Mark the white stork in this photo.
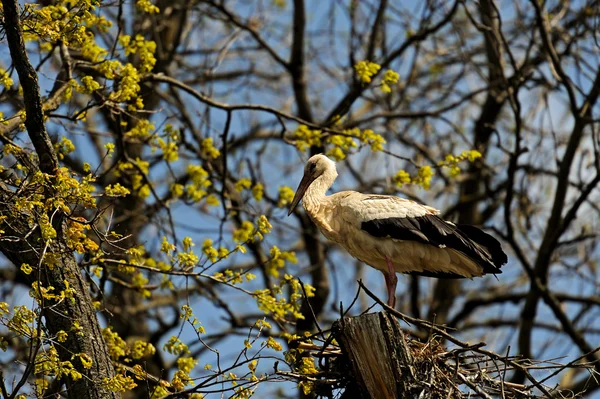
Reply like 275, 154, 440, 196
288, 154, 507, 308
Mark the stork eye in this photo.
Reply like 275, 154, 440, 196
309, 163, 317, 172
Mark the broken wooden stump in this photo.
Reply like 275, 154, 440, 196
333, 311, 417, 399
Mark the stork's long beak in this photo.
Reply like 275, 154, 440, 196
288, 173, 313, 216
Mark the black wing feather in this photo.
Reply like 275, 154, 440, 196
361, 214, 506, 275
455, 224, 508, 267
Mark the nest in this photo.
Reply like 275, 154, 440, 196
287, 310, 587, 399
281, 283, 595, 398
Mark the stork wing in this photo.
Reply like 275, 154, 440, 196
355, 195, 506, 274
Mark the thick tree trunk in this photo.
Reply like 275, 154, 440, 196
0, 0, 119, 396
0, 212, 120, 399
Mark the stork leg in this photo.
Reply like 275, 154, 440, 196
383, 256, 398, 308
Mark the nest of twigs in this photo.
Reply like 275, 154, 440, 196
401, 335, 532, 398
287, 306, 586, 399
295, 332, 536, 398
282, 283, 594, 398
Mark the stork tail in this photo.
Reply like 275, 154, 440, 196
456, 224, 507, 270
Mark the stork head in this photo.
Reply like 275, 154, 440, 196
288, 154, 337, 216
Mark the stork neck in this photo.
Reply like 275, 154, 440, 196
302, 170, 336, 213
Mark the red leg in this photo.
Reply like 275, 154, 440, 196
383, 257, 398, 308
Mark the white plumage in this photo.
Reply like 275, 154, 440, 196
288, 154, 507, 307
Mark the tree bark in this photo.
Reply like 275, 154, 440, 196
0, 0, 119, 397
333, 312, 415, 399
0, 211, 120, 399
